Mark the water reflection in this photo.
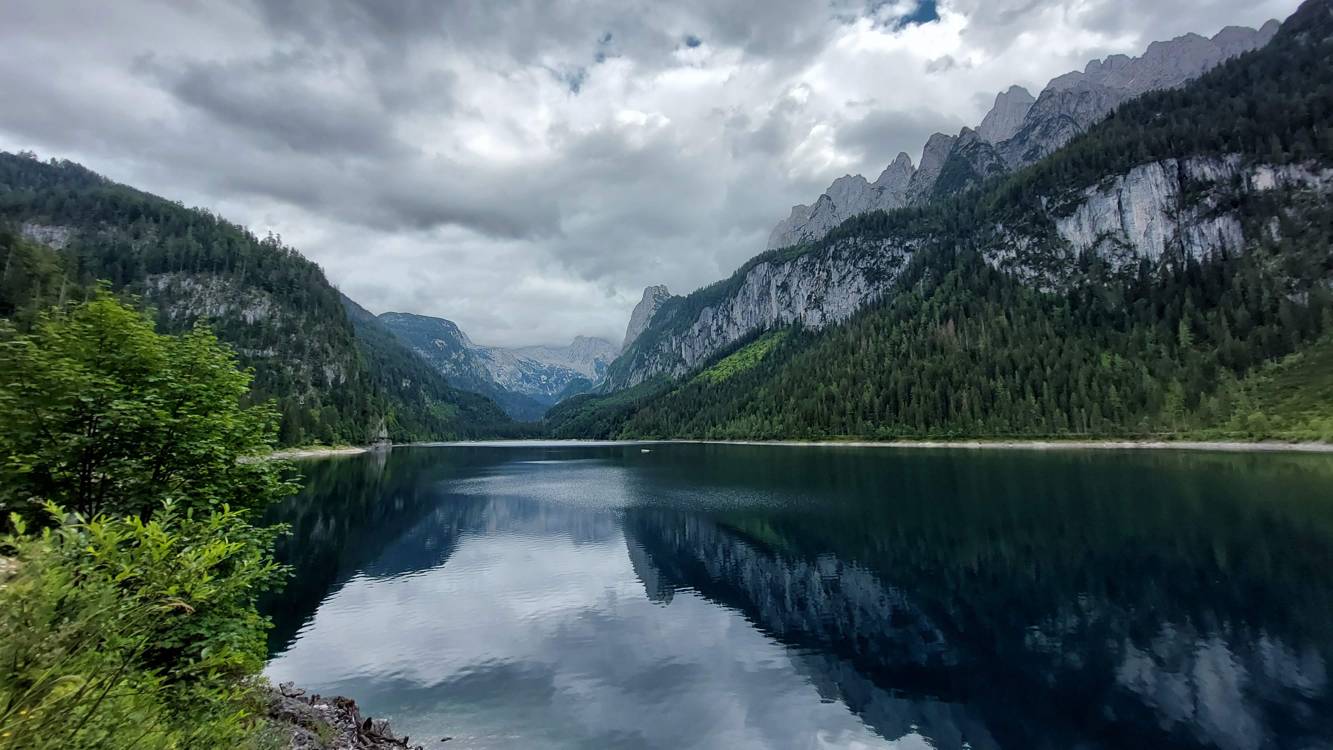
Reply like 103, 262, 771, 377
264, 444, 1333, 749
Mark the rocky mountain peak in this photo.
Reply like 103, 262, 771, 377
905, 132, 959, 204
623, 285, 672, 351
514, 336, 618, 379
378, 311, 474, 349
768, 18, 1281, 249
377, 311, 622, 420
826, 174, 873, 205
1048, 22, 1278, 99
976, 85, 1035, 144
873, 152, 915, 189
767, 157, 917, 250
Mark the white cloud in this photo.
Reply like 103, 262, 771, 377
0, 0, 1301, 346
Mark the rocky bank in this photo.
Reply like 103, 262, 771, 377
267, 683, 425, 750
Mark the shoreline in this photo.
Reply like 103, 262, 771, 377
269, 437, 1333, 458
678, 438, 1333, 454
266, 445, 369, 460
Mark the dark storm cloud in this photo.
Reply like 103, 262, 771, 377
148, 53, 413, 158
249, 0, 916, 74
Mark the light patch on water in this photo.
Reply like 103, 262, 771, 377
267, 524, 901, 749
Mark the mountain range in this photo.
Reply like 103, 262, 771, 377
766, 19, 1281, 251
0, 155, 618, 434
600, 13, 1291, 392
375, 312, 615, 421
552, 0, 1333, 442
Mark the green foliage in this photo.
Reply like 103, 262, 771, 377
0, 505, 284, 750
0, 294, 298, 748
695, 330, 789, 384
0, 294, 294, 522
544, 378, 673, 439
0, 229, 70, 328
1210, 334, 1333, 441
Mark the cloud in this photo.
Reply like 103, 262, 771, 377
837, 107, 968, 170
0, 0, 1301, 347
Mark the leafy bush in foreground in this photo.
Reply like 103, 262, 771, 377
0, 294, 295, 749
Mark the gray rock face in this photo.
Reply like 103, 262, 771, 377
613, 156, 1333, 388
931, 128, 1007, 200
611, 234, 916, 387
377, 311, 493, 394
145, 272, 279, 327
19, 222, 74, 249
1044, 157, 1332, 267
996, 84, 1125, 167
987, 157, 1332, 290
904, 133, 957, 205
767, 153, 915, 249
1049, 21, 1281, 98
999, 21, 1278, 168
474, 335, 618, 399
976, 85, 1035, 144
622, 284, 673, 351
768, 20, 1279, 248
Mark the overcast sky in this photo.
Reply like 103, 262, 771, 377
0, 0, 1299, 347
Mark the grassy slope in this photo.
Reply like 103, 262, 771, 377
1214, 335, 1333, 441
696, 330, 789, 384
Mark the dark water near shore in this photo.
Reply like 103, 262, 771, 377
262, 442, 1333, 750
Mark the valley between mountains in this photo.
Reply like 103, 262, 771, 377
3, 0, 1333, 447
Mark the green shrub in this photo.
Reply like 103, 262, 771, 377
0, 294, 298, 748
0, 505, 285, 749
0, 292, 292, 523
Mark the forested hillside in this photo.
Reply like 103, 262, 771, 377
549, 0, 1333, 442
0, 153, 515, 444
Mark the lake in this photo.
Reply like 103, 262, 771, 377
262, 442, 1333, 749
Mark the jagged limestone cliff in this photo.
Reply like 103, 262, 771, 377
767, 21, 1280, 251
621, 284, 672, 351
610, 153, 1332, 389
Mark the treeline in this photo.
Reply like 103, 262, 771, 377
0, 153, 517, 445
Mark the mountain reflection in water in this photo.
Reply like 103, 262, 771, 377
263, 443, 1333, 750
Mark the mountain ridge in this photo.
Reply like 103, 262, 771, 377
767, 19, 1281, 251
563, 0, 1333, 440
376, 310, 616, 420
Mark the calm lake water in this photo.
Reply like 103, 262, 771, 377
262, 442, 1333, 750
